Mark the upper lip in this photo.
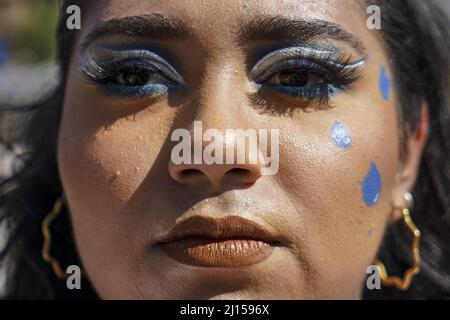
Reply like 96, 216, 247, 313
157, 215, 281, 244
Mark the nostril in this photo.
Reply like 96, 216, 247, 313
223, 167, 260, 188
226, 168, 251, 176
180, 169, 204, 180
169, 161, 263, 188
225, 168, 257, 181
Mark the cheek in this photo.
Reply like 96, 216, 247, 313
277, 96, 400, 293
57, 79, 177, 296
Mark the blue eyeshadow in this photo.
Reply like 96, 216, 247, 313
331, 120, 352, 148
100, 83, 171, 98
260, 83, 340, 101
361, 161, 382, 208
379, 65, 390, 101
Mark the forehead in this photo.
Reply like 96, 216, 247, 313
83, 0, 369, 44
93, 0, 361, 19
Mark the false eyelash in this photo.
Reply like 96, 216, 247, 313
248, 85, 337, 117
81, 48, 184, 81
250, 53, 364, 114
80, 59, 175, 99
79, 49, 184, 98
82, 58, 158, 83
257, 53, 362, 88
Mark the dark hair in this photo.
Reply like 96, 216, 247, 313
0, 0, 449, 299
363, 0, 450, 300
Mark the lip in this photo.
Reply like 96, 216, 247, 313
156, 215, 281, 267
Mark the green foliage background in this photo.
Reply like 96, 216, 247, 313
0, 0, 59, 64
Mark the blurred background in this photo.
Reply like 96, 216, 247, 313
0, 0, 59, 296
0, 0, 58, 64
0, 0, 59, 183
0, 0, 59, 106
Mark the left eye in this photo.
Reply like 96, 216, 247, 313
264, 69, 325, 87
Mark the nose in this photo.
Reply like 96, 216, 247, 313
168, 129, 263, 191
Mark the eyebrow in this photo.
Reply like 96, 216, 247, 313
80, 14, 366, 54
239, 16, 367, 54
80, 14, 190, 51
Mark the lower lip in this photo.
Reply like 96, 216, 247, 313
159, 238, 275, 267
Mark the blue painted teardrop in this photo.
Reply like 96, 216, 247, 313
361, 162, 382, 207
331, 121, 352, 149
379, 66, 390, 101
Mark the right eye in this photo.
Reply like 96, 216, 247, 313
81, 49, 185, 99
115, 69, 152, 86
110, 66, 173, 87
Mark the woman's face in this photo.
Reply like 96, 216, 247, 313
58, 0, 425, 299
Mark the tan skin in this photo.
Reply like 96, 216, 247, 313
58, 0, 428, 299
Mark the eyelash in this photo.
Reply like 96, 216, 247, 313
252, 54, 361, 111
81, 50, 362, 112
81, 55, 182, 99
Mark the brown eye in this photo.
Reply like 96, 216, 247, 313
115, 70, 151, 86
267, 70, 325, 87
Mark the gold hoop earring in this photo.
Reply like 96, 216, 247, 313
373, 195, 421, 291
41, 197, 69, 279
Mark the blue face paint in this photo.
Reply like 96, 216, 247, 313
379, 66, 390, 101
361, 162, 382, 207
331, 121, 352, 149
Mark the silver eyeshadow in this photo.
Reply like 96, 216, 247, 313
249, 46, 366, 80
80, 47, 185, 84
